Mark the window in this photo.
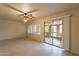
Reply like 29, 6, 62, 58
53, 33, 57, 37
59, 25, 62, 34
53, 20, 62, 25
51, 20, 62, 37
51, 26, 57, 32
34, 24, 40, 34
45, 26, 49, 32
27, 25, 32, 33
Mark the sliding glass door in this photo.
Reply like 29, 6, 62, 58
44, 19, 63, 48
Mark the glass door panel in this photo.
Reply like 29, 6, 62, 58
51, 20, 63, 47
44, 25, 52, 44
45, 37, 52, 44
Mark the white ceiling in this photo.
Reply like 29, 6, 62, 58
0, 3, 79, 22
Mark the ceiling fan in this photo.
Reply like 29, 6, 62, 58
2, 4, 38, 22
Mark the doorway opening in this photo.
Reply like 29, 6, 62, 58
44, 19, 63, 48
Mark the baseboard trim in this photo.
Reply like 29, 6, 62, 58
27, 37, 42, 42
0, 36, 27, 41
69, 51, 79, 56
65, 50, 79, 56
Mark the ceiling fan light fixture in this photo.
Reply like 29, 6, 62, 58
24, 19, 27, 22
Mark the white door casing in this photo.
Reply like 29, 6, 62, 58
63, 15, 71, 51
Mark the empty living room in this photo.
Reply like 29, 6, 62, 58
0, 3, 79, 57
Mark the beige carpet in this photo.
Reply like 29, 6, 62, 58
0, 38, 74, 56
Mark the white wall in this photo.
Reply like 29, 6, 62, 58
0, 20, 26, 40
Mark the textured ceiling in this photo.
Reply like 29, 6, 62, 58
0, 3, 79, 22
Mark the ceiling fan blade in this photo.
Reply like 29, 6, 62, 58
18, 14, 24, 16
27, 9, 38, 14
2, 4, 25, 13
